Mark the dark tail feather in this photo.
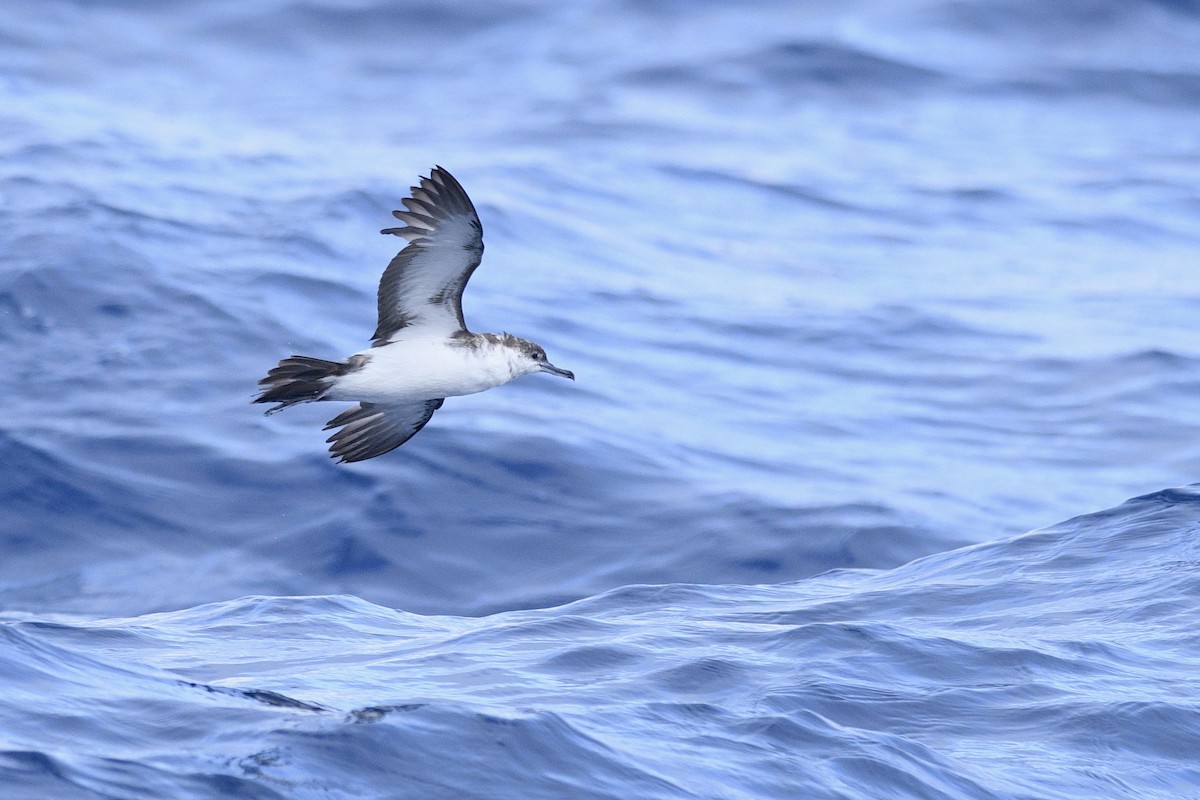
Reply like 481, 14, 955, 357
255, 355, 359, 415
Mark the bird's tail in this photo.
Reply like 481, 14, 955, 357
255, 355, 359, 415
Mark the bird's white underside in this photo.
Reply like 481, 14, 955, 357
327, 334, 525, 404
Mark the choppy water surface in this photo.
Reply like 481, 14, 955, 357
2, 1, 1200, 797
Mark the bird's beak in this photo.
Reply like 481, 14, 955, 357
539, 362, 575, 381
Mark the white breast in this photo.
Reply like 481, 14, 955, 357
329, 336, 517, 404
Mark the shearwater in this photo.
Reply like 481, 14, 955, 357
255, 166, 574, 463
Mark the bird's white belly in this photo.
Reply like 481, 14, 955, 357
329, 339, 512, 403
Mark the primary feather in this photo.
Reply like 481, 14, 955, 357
374, 166, 484, 344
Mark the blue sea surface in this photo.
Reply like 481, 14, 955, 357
2, 1, 1200, 798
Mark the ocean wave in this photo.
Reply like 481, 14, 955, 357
3, 488, 1199, 798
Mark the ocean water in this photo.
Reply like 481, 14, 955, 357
2, 1, 1199, 797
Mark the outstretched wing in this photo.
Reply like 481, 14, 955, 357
323, 399, 444, 463
373, 166, 484, 345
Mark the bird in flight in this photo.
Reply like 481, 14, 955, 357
255, 167, 574, 462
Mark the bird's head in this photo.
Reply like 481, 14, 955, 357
509, 337, 574, 381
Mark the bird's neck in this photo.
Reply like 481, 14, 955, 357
453, 331, 526, 382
